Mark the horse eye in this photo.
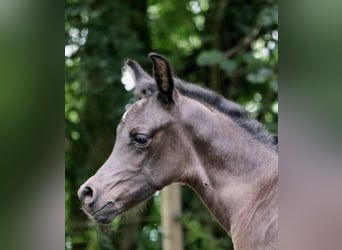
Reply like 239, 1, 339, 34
132, 134, 150, 148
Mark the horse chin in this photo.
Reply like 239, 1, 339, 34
91, 200, 137, 224
94, 211, 117, 224
87, 186, 156, 224
85, 202, 118, 224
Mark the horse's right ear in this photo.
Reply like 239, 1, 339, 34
149, 53, 175, 104
121, 59, 155, 99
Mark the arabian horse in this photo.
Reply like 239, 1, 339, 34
78, 53, 278, 250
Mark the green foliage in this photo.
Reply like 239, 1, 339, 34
183, 216, 222, 250
197, 50, 237, 76
66, 0, 278, 249
197, 50, 225, 66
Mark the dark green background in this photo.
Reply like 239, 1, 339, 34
1, 0, 342, 250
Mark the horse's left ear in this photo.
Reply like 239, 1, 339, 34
122, 59, 156, 100
149, 53, 174, 104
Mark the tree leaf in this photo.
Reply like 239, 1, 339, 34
219, 59, 237, 76
196, 50, 225, 66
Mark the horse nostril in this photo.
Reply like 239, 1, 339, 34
79, 186, 94, 204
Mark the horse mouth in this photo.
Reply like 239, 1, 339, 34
82, 186, 156, 224
83, 202, 121, 224
94, 210, 117, 224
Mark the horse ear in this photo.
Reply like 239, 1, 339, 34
121, 59, 155, 99
149, 53, 174, 104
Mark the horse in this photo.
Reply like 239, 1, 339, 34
78, 53, 278, 250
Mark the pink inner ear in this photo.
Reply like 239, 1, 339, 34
155, 58, 167, 75
155, 60, 170, 91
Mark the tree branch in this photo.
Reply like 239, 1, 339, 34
224, 18, 263, 59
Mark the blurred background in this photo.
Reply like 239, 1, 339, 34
65, 0, 278, 249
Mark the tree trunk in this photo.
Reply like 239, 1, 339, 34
161, 183, 183, 250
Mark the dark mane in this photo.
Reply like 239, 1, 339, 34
174, 79, 278, 152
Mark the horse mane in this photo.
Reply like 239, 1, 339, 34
173, 79, 278, 152
130, 69, 277, 152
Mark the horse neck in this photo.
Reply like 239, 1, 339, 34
179, 97, 278, 249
